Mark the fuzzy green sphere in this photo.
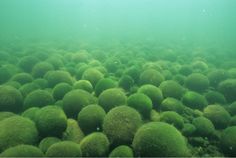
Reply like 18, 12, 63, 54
39, 137, 61, 153
109, 145, 134, 157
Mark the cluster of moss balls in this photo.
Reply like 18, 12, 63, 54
0, 40, 235, 157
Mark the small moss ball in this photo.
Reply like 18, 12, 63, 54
0, 116, 38, 152
132, 122, 189, 157
218, 79, 236, 103
182, 91, 208, 110
160, 97, 184, 114
98, 88, 127, 112
220, 126, 236, 156
227, 101, 236, 115
52, 83, 72, 101
32, 61, 54, 78
0, 66, 12, 84
139, 69, 164, 86
95, 78, 117, 96
22, 107, 40, 122
127, 93, 153, 119
19, 82, 40, 98
0, 145, 44, 157
80, 132, 110, 157
78, 104, 106, 134
181, 123, 196, 137
63, 89, 96, 118
185, 73, 209, 92
0, 111, 16, 121
35, 105, 67, 137
160, 80, 185, 99
138, 84, 163, 108
208, 69, 228, 88
160, 111, 184, 129
109, 145, 134, 157
0, 85, 23, 112
203, 104, 231, 129
192, 116, 215, 137
46, 141, 82, 157
23, 89, 54, 109
11, 72, 33, 85
39, 137, 61, 153
205, 91, 226, 105
82, 68, 104, 87
118, 75, 134, 91
73, 80, 93, 93
18, 56, 40, 73
103, 106, 142, 146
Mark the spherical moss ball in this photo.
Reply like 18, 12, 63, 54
0, 116, 38, 152
139, 69, 164, 86
220, 126, 236, 156
160, 111, 184, 129
78, 104, 106, 134
35, 105, 67, 137
0, 111, 15, 121
182, 91, 208, 110
124, 66, 141, 83
0, 66, 12, 84
19, 82, 40, 98
160, 97, 184, 114
160, 80, 185, 99
11, 72, 33, 85
181, 123, 196, 137
23, 90, 54, 109
179, 65, 193, 76
227, 101, 236, 116
46, 56, 64, 70
73, 80, 93, 93
52, 83, 72, 101
118, 75, 134, 91
207, 69, 228, 88
46, 141, 81, 157
32, 61, 54, 78
173, 74, 186, 85
18, 56, 40, 73
218, 79, 236, 103
109, 145, 134, 157
185, 73, 209, 92
80, 132, 109, 157
192, 60, 208, 72
205, 91, 226, 105
95, 78, 117, 96
44, 70, 73, 88
127, 93, 153, 119
230, 116, 236, 126
22, 107, 40, 122
192, 116, 215, 137
138, 84, 163, 108
103, 106, 142, 146
63, 89, 96, 118
0, 145, 44, 157
39, 137, 61, 153
33, 78, 48, 89
0, 85, 23, 112
132, 122, 189, 157
98, 88, 127, 112
203, 104, 231, 129
82, 68, 104, 87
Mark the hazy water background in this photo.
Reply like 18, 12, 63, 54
0, 0, 236, 49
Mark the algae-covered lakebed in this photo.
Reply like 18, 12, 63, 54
0, 0, 236, 157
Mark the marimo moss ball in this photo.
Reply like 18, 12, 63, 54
78, 104, 106, 134
227, 101, 236, 115
0, 85, 23, 112
139, 69, 164, 86
46, 141, 82, 157
98, 88, 127, 112
0, 116, 38, 152
109, 145, 134, 157
73, 80, 93, 93
127, 93, 153, 119
80, 132, 110, 157
207, 69, 228, 88
132, 122, 189, 157
35, 105, 67, 137
103, 106, 142, 146
0, 145, 44, 157
82, 68, 104, 87
23, 89, 54, 109
182, 91, 208, 110
0, 111, 16, 121
21, 107, 40, 122
32, 61, 54, 78
95, 78, 117, 96
39, 137, 61, 153
159, 80, 185, 99
160, 97, 184, 114
203, 104, 231, 129
218, 79, 236, 103
19, 82, 40, 98
185, 73, 209, 92
220, 126, 236, 156
10, 72, 33, 85
160, 111, 184, 129
118, 75, 134, 91
205, 91, 226, 105
52, 82, 72, 100
18, 55, 40, 73
192, 116, 215, 137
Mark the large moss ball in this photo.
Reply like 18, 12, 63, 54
207, 69, 228, 88
160, 111, 184, 129
218, 79, 236, 103
109, 145, 134, 157
82, 68, 104, 87
160, 80, 185, 99
132, 122, 189, 157
21, 107, 40, 122
19, 82, 40, 98
220, 126, 236, 156
35, 105, 67, 137
95, 78, 117, 96
80, 132, 110, 157
73, 80, 93, 93
192, 116, 215, 137
0, 85, 23, 112
160, 97, 184, 114
18, 56, 40, 73
0, 116, 38, 152
139, 69, 164, 86
39, 137, 61, 153
103, 106, 142, 146
182, 91, 208, 110
205, 91, 226, 105
63, 89, 96, 118
52, 83, 72, 101
11, 72, 33, 85
98, 88, 127, 112
185, 73, 209, 92
32, 61, 54, 78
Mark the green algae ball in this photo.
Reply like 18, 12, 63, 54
0, 116, 38, 152
109, 145, 134, 157
19, 82, 40, 98
103, 106, 142, 146
138, 84, 163, 108
78, 104, 106, 134
160, 97, 184, 114
182, 91, 208, 110
203, 104, 231, 129
33, 78, 49, 89
18, 55, 40, 73
160, 80, 185, 99
35, 105, 67, 137
82, 68, 104, 87
118, 75, 134, 91
132, 122, 189, 157
22, 107, 40, 122
95, 78, 117, 96
205, 90, 226, 105
23, 89, 54, 109
227, 101, 236, 115
52, 83, 72, 101
181, 123, 196, 137
0, 145, 44, 157
11, 72, 33, 85
127, 93, 153, 119
185, 73, 209, 92
0, 66, 12, 84
139, 69, 164, 86
160, 111, 184, 129
220, 126, 236, 156
63, 89, 96, 118
0, 111, 16, 121
32, 61, 54, 78
46, 141, 82, 157
0, 85, 23, 112
98, 88, 127, 112
73, 80, 93, 93
80, 132, 110, 157
218, 79, 236, 103
207, 69, 228, 88
192, 116, 215, 137
39, 137, 61, 153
